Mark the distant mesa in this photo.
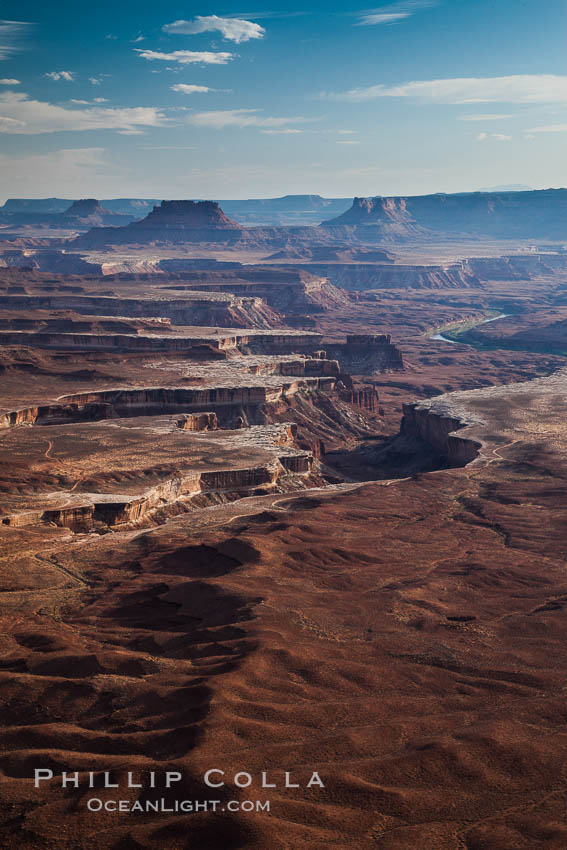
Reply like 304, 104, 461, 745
15, 188, 567, 249
1, 197, 74, 214
4, 190, 566, 239
0, 197, 133, 229
137, 200, 242, 231
59, 199, 131, 227
322, 189, 567, 241
0, 195, 350, 227
322, 196, 428, 242
0, 197, 161, 217
75, 190, 567, 249
72, 199, 354, 250
73, 200, 246, 247
61, 198, 108, 218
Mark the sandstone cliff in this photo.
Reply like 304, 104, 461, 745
163, 267, 349, 312
297, 262, 478, 290
0, 292, 282, 329
325, 334, 404, 374
401, 399, 482, 466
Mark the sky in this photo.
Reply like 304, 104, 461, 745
0, 0, 566, 200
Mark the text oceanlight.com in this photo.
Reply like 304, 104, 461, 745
86, 798, 271, 814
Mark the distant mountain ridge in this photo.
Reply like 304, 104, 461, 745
4, 189, 567, 241
1, 198, 160, 217
322, 189, 567, 241
0, 198, 133, 230
1, 195, 352, 227
72, 199, 348, 249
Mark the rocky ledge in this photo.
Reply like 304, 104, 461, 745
401, 366, 567, 468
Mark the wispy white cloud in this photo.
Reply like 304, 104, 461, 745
261, 128, 303, 135
0, 20, 33, 60
163, 15, 265, 44
459, 113, 514, 121
0, 77, 19, 85
70, 97, 109, 105
139, 144, 195, 149
89, 77, 103, 85
525, 122, 567, 133
220, 11, 306, 20
44, 70, 75, 81
0, 91, 168, 134
171, 83, 214, 94
356, 1, 438, 26
337, 139, 360, 144
135, 48, 232, 65
187, 108, 311, 130
322, 75, 567, 104
0, 117, 24, 130
477, 132, 512, 142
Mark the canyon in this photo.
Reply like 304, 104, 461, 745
1, 194, 567, 850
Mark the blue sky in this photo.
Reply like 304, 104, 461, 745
0, 0, 566, 200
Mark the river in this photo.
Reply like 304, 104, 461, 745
430, 312, 510, 344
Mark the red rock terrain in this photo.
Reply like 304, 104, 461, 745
1, 244, 567, 849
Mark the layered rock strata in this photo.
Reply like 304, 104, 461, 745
0, 378, 337, 429
401, 399, 482, 466
0, 421, 315, 531
163, 267, 349, 311
297, 262, 478, 290
326, 334, 404, 373
0, 292, 281, 329
177, 412, 218, 431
